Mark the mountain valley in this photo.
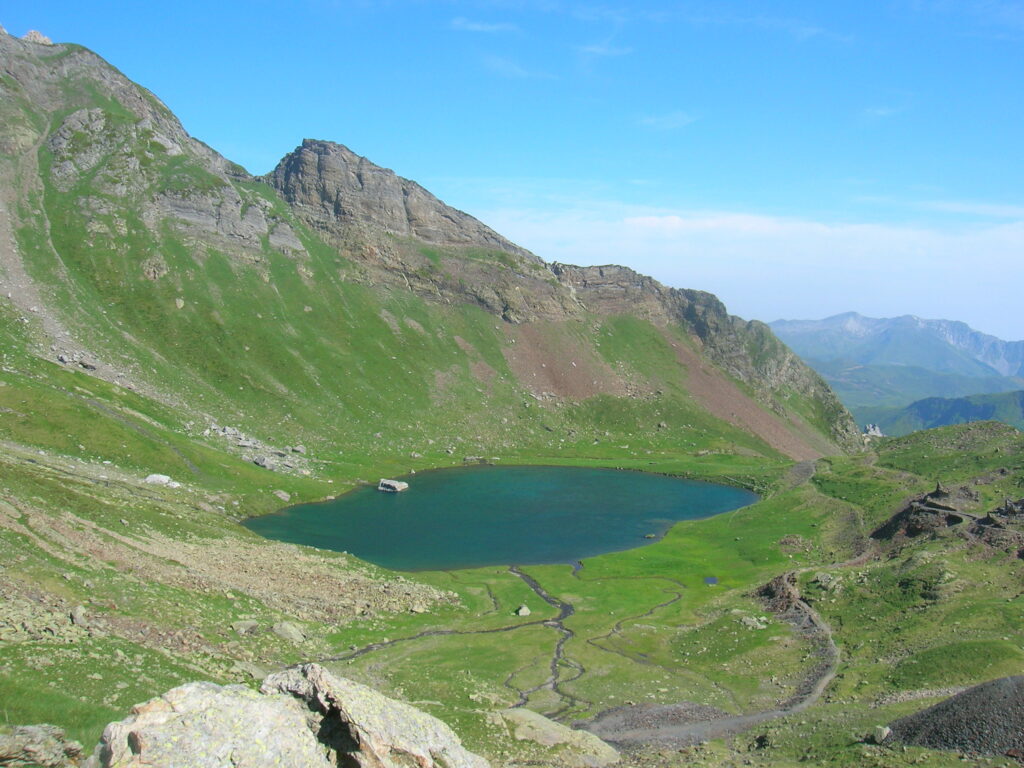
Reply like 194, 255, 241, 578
771, 313, 1024, 433
0, 27, 1022, 768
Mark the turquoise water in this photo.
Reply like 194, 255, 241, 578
244, 465, 757, 571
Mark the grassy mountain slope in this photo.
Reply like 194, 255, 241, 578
0, 31, 856, 475
865, 389, 1024, 436
13, 29, 1024, 768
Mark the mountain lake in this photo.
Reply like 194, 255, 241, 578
244, 465, 758, 571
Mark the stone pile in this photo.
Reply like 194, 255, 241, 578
889, 676, 1024, 757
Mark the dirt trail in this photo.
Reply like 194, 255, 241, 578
581, 567, 842, 747
580, 460, 871, 747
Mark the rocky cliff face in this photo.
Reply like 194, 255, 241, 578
551, 264, 859, 449
260, 142, 856, 448
266, 139, 537, 261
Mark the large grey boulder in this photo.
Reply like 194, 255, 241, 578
262, 664, 490, 768
85, 664, 490, 768
270, 620, 306, 643
501, 708, 619, 767
84, 681, 331, 767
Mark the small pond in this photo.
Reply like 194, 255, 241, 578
244, 465, 758, 571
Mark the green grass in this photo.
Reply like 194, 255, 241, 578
5, 47, 1022, 766
888, 639, 1024, 689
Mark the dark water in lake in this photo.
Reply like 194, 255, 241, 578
244, 465, 757, 571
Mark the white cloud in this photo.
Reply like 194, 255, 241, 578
577, 43, 632, 56
473, 200, 1024, 338
638, 110, 697, 130
917, 199, 1024, 218
856, 195, 1024, 219
451, 17, 519, 33
481, 54, 551, 78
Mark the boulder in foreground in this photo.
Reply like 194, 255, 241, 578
85, 663, 489, 768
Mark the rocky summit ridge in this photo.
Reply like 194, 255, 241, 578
265, 138, 537, 262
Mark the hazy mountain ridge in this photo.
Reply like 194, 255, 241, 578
770, 313, 1024, 428
867, 389, 1024, 437
772, 312, 1024, 377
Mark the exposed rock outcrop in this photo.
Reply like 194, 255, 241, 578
0, 724, 82, 767
264, 664, 490, 768
85, 682, 330, 767
871, 484, 975, 543
967, 497, 1024, 557
501, 708, 618, 767
265, 139, 536, 261
86, 664, 490, 768
22, 30, 54, 45
872, 486, 1024, 557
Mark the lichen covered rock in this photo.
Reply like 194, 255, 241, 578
86, 664, 490, 768
84, 681, 331, 767
262, 663, 490, 768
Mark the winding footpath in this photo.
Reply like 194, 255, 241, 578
582, 567, 844, 747
582, 458, 876, 747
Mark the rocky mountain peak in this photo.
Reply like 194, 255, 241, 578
22, 29, 54, 45
264, 139, 539, 261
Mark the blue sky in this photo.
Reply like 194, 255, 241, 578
5, 1, 1023, 338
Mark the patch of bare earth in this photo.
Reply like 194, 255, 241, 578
452, 335, 497, 389
661, 330, 822, 461
503, 322, 628, 400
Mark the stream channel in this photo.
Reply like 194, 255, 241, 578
244, 465, 815, 746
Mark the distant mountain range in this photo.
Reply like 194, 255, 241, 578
770, 313, 1024, 433
870, 390, 1024, 436
771, 313, 1024, 377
